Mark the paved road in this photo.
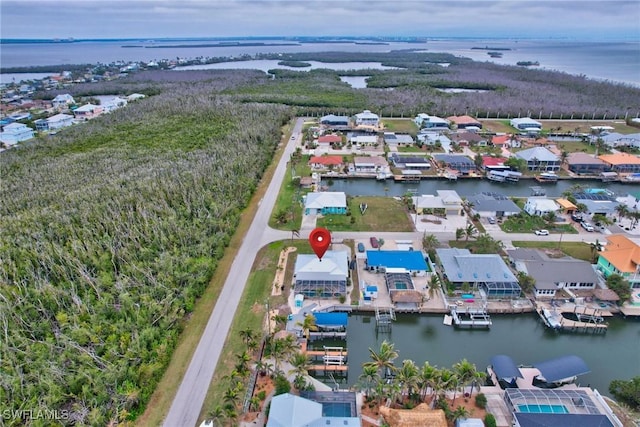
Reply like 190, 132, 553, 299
163, 120, 301, 427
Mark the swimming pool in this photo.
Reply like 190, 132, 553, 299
518, 404, 569, 414
461, 293, 474, 299
323, 402, 352, 417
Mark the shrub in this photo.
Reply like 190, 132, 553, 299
256, 390, 266, 401
274, 374, 291, 396
484, 413, 497, 427
475, 392, 487, 409
339, 295, 346, 303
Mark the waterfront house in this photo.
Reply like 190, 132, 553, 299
555, 198, 578, 215
601, 132, 640, 149
389, 153, 431, 170
320, 114, 350, 128
267, 392, 360, 427
436, 248, 521, 298
347, 131, 378, 146
308, 155, 344, 171
510, 117, 542, 133
100, 96, 127, 113
52, 93, 75, 109
491, 134, 521, 148
293, 250, 350, 299
316, 134, 342, 148
414, 113, 450, 130
303, 191, 347, 215
350, 155, 390, 174
481, 156, 510, 172
572, 189, 619, 216
383, 132, 414, 147
508, 249, 598, 298
523, 197, 560, 216
0, 123, 34, 145
416, 131, 451, 147
446, 115, 482, 130
354, 110, 379, 128
34, 113, 74, 132
467, 192, 522, 218
598, 153, 640, 174
73, 103, 103, 120
450, 131, 486, 147
566, 152, 608, 175
596, 234, 640, 289
515, 147, 560, 171
413, 190, 464, 216
432, 154, 476, 174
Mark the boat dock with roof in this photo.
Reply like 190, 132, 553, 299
537, 306, 607, 333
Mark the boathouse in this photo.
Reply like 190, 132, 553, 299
532, 355, 590, 388
489, 355, 523, 389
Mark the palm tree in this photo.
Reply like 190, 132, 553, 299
427, 275, 441, 299
453, 359, 479, 397
207, 405, 225, 427
543, 211, 557, 225
396, 359, 420, 402
615, 204, 630, 222
422, 233, 439, 253
464, 224, 477, 242
239, 328, 255, 347
357, 364, 380, 397
452, 405, 471, 422
419, 361, 439, 400
455, 228, 465, 241
291, 229, 300, 242
288, 352, 311, 379
434, 368, 457, 402
296, 314, 318, 340
365, 340, 399, 378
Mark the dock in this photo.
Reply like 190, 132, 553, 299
375, 306, 396, 332
537, 307, 607, 333
302, 344, 348, 373
449, 306, 492, 328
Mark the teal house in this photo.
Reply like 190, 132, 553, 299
304, 191, 347, 215
596, 234, 640, 289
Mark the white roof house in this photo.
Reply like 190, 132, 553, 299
515, 147, 561, 171
348, 134, 378, 145
267, 393, 360, 427
294, 251, 350, 283
601, 132, 640, 148
414, 190, 463, 215
511, 117, 542, 131
524, 197, 561, 216
304, 192, 347, 215
354, 110, 379, 127
383, 132, 414, 146
0, 123, 35, 145
414, 113, 450, 129
127, 93, 146, 101
52, 94, 75, 108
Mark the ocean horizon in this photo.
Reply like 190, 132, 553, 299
1, 37, 639, 87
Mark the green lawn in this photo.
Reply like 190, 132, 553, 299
511, 241, 596, 262
383, 118, 419, 134
398, 145, 427, 153
316, 196, 414, 231
269, 159, 311, 231
479, 120, 514, 133
501, 214, 577, 234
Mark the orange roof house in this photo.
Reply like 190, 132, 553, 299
317, 134, 342, 144
446, 115, 482, 129
597, 234, 640, 286
598, 153, 640, 174
308, 155, 344, 169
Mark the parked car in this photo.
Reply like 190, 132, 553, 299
488, 217, 496, 224
581, 222, 595, 232
357, 242, 365, 253
534, 229, 549, 236
370, 237, 379, 248
571, 213, 583, 222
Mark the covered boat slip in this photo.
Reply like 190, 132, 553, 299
488, 354, 590, 390
533, 355, 590, 387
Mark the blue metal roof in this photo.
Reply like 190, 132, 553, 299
366, 250, 428, 271
534, 355, 590, 383
313, 312, 348, 327
514, 413, 614, 427
490, 355, 523, 380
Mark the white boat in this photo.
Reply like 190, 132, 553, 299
624, 173, 640, 182
535, 172, 559, 183
487, 170, 522, 183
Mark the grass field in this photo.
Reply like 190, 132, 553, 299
382, 118, 419, 134
511, 241, 595, 262
138, 124, 294, 427
316, 196, 414, 231
479, 119, 514, 133
478, 119, 639, 135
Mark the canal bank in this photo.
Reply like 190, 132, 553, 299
310, 311, 640, 398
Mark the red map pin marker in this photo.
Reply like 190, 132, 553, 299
309, 227, 331, 261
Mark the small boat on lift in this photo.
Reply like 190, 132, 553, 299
534, 172, 559, 183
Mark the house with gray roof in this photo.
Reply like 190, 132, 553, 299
320, 114, 350, 128
515, 147, 560, 171
436, 248, 521, 298
416, 131, 451, 147
383, 132, 414, 147
567, 152, 608, 175
414, 190, 463, 216
601, 132, 640, 149
467, 192, 521, 218
432, 154, 476, 173
572, 190, 620, 216
294, 250, 350, 298
523, 197, 560, 216
304, 192, 347, 215
507, 249, 599, 298
414, 113, 450, 130
389, 153, 431, 169
267, 392, 361, 427
354, 110, 379, 127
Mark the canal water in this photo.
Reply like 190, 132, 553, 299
312, 313, 640, 397
325, 177, 637, 198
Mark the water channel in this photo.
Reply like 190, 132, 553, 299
324, 177, 637, 198
313, 312, 640, 397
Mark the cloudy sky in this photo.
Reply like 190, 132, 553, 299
1, 0, 639, 40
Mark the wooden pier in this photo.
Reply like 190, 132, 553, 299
449, 306, 492, 328
301, 342, 348, 373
